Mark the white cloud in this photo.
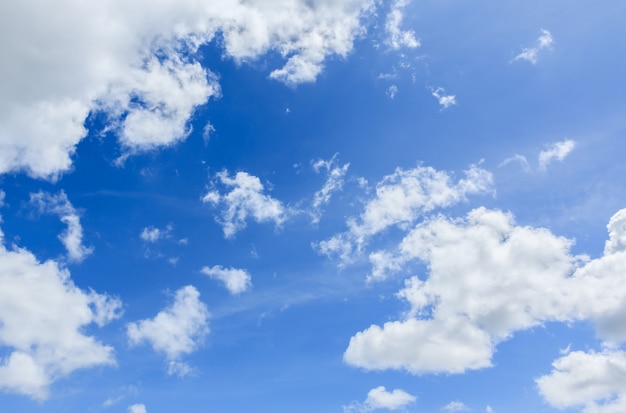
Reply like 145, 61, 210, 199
128, 403, 147, 413
127, 285, 209, 376
431, 87, 456, 110
318, 163, 493, 265
201, 265, 252, 295
498, 154, 531, 171
536, 350, 626, 413
311, 154, 350, 223
344, 386, 416, 412
29, 191, 93, 262
513, 29, 554, 64
346, 206, 626, 374
386, 85, 398, 99
0, 231, 121, 400
140, 225, 172, 243
442, 401, 470, 412
0, 0, 380, 178
385, 0, 420, 50
538, 139, 576, 170
202, 170, 286, 238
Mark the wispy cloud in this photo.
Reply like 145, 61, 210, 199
513, 29, 554, 64
201, 265, 252, 295
538, 139, 576, 170
431, 87, 457, 110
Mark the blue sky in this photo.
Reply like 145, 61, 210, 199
1, 1, 626, 412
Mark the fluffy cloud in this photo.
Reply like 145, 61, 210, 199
29, 191, 93, 262
385, 0, 420, 50
318, 163, 493, 264
127, 285, 209, 376
0, 226, 121, 400
0, 0, 379, 178
140, 225, 172, 243
513, 29, 554, 64
311, 154, 350, 223
538, 139, 576, 170
346, 206, 626, 375
201, 265, 252, 295
128, 403, 148, 413
345, 386, 416, 412
203, 170, 286, 238
431, 87, 456, 110
536, 350, 626, 413
442, 401, 470, 412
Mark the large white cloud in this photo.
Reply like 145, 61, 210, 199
127, 285, 209, 376
203, 170, 287, 238
0, 0, 379, 178
345, 207, 626, 376
0, 225, 121, 400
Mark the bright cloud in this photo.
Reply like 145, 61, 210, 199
201, 265, 252, 295
538, 139, 576, 170
345, 386, 416, 412
311, 154, 350, 223
203, 170, 287, 238
128, 403, 148, 413
127, 285, 209, 376
431, 87, 457, 110
536, 350, 626, 413
0, 229, 121, 400
0, 0, 379, 178
29, 191, 93, 262
513, 29, 554, 64
140, 225, 172, 243
385, 0, 420, 50
318, 163, 493, 264
442, 401, 470, 412
346, 207, 626, 375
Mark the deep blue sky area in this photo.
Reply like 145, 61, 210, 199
0, 1, 625, 413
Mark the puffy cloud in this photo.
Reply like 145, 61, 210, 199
431, 87, 456, 110
346, 206, 626, 375
128, 403, 148, 413
140, 225, 172, 243
344, 386, 416, 412
0, 0, 379, 178
202, 170, 286, 238
442, 401, 470, 412
318, 163, 493, 264
29, 191, 93, 262
385, 0, 420, 50
201, 265, 252, 295
311, 154, 350, 223
386, 85, 398, 99
536, 350, 626, 413
538, 139, 576, 170
0, 231, 121, 399
513, 29, 554, 64
127, 285, 209, 376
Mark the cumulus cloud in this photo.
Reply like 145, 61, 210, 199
0, 0, 380, 178
127, 285, 209, 376
537, 350, 626, 413
318, 163, 494, 265
311, 154, 350, 223
201, 265, 252, 295
344, 386, 416, 412
140, 225, 172, 243
346, 205, 626, 378
538, 139, 576, 170
442, 401, 470, 412
29, 191, 93, 262
431, 87, 456, 110
128, 403, 148, 413
513, 29, 554, 64
202, 170, 287, 238
385, 0, 420, 50
0, 227, 121, 400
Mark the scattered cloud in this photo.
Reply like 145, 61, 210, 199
318, 163, 494, 265
203, 170, 287, 238
498, 154, 531, 171
29, 191, 93, 262
431, 87, 457, 110
538, 139, 576, 170
385, 0, 420, 50
442, 401, 470, 412
344, 386, 416, 412
127, 286, 209, 376
513, 29, 554, 64
140, 225, 172, 243
537, 350, 626, 413
128, 403, 147, 413
311, 154, 350, 223
201, 265, 252, 295
386, 85, 398, 99
0, 226, 121, 400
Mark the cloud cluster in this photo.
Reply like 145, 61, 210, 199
29, 191, 93, 262
513, 29, 554, 64
0, 0, 380, 178
203, 170, 287, 238
344, 386, 416, 412
500, 138, 576, 172
385, 0, 420, 50
431, 87, 456, 110
127, 285, 209, 376
201, 265, 252, 295
345, 206, 626, 388
0, 225, 121, 400
318, 163, 494, 264
311, 154, 350, 223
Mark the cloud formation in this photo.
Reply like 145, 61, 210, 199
311, 154, 350, 223
344, 386, 416, 412
127, 285, 209, 376
513, 29, 554, 64
431, 87, 456, 110
538, 139, 576, 170
201, 265, 252, 295
385, 0, 420, 50
203, 170, 287, 238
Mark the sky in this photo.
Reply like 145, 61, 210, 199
0, 1, 626, 412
